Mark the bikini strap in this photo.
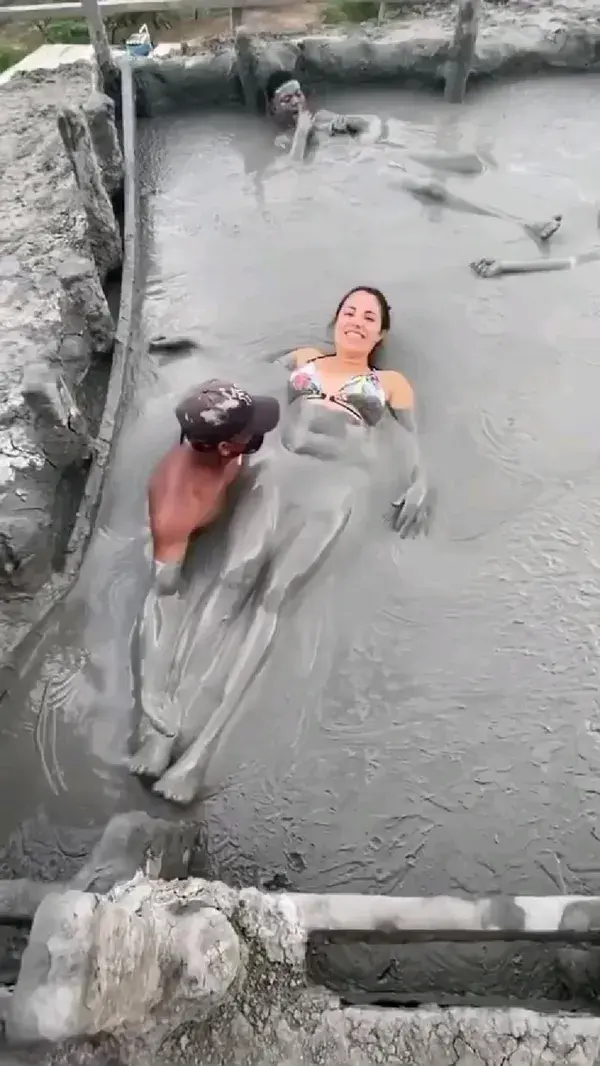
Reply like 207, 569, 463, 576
304, 352, 335, 365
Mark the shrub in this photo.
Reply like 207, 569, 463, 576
38, 18, 90, 43
0, 43, 29, 73
322, 0, 380, 22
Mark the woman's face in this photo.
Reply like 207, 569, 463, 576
334, 289, 384, 356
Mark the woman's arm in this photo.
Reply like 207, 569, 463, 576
385, 372, 432, 537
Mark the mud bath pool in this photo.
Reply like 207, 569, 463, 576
2, 73, 600, 1003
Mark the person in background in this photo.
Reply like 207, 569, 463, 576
265, 69, 383, 153
263, 69, 563, 246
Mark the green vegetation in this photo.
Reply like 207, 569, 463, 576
0, 42, 29, 72
0, 9, 172, 67
321, 0, 380, 22
36, 17, 90, 42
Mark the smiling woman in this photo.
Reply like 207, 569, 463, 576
288, 286, 430, 535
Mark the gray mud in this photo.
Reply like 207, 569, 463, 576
2, 74, 600, 1002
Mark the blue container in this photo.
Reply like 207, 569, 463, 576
125, 25, 153, 57
126, 40, 153, 57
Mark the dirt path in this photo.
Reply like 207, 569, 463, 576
0, 1, 327, 55
165, 2, 324, 41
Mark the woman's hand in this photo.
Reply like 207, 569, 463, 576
391, 475, 435, 538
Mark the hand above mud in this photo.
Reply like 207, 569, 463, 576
391, 478, 435, 537
470, 257, 503, 278
328, 115, 353, 136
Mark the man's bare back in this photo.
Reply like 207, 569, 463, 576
129, 378, 280, 785
148, 445, 242, 565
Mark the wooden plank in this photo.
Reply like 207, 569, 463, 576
0, 0, 303, 23
444, 0, 481, 104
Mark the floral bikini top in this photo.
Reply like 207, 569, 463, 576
288, 354, 387, 427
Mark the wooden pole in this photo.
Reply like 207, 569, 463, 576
234, 28, 259, 110
79, 0, 115, 87
444, 0, 481, 105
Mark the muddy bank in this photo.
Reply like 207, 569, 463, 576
132, 0, 600, 114
0, 62, 123, 662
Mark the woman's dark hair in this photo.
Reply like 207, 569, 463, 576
265, 69, 296, 103
332, 285, 391, 365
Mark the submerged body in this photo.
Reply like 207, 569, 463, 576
146, 287, 433, 806
265, 71, 563, 245
389, 170, 562, 248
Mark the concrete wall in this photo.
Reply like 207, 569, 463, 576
130, 1, 600, 116
3, 847, 600, 1065
0, 53, 139, 669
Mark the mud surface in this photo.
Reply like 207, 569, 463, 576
2, 74, 600, 1001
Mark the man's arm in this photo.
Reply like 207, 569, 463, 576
470, 249, 598, 279
148, 476, 194, 594
289, 108, 315, 162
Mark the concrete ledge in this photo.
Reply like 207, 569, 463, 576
6, 875, 600, 1062
0, 56, 139, 679
61, 56, 141, 582
0, 61, 125, 659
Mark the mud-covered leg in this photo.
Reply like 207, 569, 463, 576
167, 474, 279, 697
153, 501, 352, 806
129, 565, 185, 781
390, 175, 562, 246
130, 476, 274, 783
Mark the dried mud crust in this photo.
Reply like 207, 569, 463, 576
7, 875, 600, 1065
0, 64, 121, 662
152, 0, 600, 75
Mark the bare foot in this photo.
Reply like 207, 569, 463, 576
129, 733, 175, 780
470, 257, 503, 279
526, 215, 562, 243
153, 757, 206, 806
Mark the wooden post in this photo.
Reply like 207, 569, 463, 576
444, 0, 481, 105
234, 28, 259, 110
80, 0, 115, 90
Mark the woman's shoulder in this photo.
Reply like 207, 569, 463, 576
378, 369, 415, 408
288, 346, 323, 367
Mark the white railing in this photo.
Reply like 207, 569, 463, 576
0, 0, 370, 24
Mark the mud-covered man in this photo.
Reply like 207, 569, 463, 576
129, 379, 280, 783
265, 69, 383, 159
263, 69, 563, 246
